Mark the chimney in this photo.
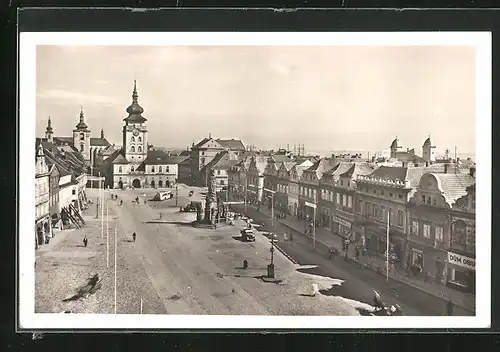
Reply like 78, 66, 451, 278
469, 167, 476, 177
444, 164, 449, 174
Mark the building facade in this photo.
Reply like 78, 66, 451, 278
287, 159, 313, 218
35, 143, 51, 248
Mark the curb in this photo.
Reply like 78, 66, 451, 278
273, 243, 298, 265
245, 205, 475, 314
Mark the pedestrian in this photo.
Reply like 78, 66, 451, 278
284, 232, 288, 241
132, 232, 136, 242
120, 200, 123, 206
329, 247, 335, 260
290, 233, 293, 242
83, 236, 88, 247
446, 299, 454, 316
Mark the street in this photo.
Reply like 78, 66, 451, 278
232, 205, 473, 316
36, 185, 366, 315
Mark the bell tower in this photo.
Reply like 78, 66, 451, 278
422, 135, 436, 163
122, 80, 148, 163
73, 108, 91, 164
45, 116, 54, 143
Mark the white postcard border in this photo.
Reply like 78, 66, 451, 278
19, 31, 491, 330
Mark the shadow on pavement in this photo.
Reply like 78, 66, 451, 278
232, 236, 247, 242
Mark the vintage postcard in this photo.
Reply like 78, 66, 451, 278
19, 32, 491, 330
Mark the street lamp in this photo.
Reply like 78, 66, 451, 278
263, 188, 275, 229
305, 201, 317, 249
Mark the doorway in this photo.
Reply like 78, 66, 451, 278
166, 180, 171, 188
118, 180, 123, 189
132, 179, 141, 188
158, 180, 163, 188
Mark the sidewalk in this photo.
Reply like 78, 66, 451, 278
251, 205, 475, 313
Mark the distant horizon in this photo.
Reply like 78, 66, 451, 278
37, 44, 476, 155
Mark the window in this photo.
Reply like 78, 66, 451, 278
342, 194, 347, 207
80, 133, 84, 141
131, 166, 134, 172
159, 166, 162, 172
119, 166, 122, 173
433, 198, 437, 206
131, 146, 135, 152
166, 166, 169, 173
217, 170, 221, 175
80, 144, 84, 152
152, 166, 155, 172
435, 227, 444, 242
423, 224, 431, 238
138, 146, 142, 152
313, 189, 316, 199
138, 136, 142, 142
220, 180, 225, 185
72, 189, 76, 195
373, 205, 378, 218
389, 192, 393, 197
426, 196, 431, 205
412, 220, 419, 235
381, 206, 386, 221
131, 136, 135, 142
421, 195, 426, 203
202, 151, 205, 156
398, 194, 403, 200
336, 193, 340, 205
347, 195, 352, 208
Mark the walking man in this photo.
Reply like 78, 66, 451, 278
132, 232, 136, 242
83, 236, 88, 247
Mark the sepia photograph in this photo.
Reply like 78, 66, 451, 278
19, 32, 491, 330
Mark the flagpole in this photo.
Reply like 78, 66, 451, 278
386, 211, 390, 282
114, 223, 117, 314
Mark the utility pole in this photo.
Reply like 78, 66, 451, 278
175, 183, 179, 207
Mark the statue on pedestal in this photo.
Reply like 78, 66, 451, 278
204, 168, 217, 224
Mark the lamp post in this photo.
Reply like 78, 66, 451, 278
175, 183, 179, 207
264, 188, 276, 279
263, 188, 275, 229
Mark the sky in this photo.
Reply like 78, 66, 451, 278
36, 45, 476, 156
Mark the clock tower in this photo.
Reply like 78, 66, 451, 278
122, 80, 148, 163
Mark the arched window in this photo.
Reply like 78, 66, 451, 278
119, 166, 122, 173
131, 136, 135, 142
138, 136, 142, 142
131, 146, 135, 152
151, 166, 155, 172
80, 133, 84, 141
138, 146, 142, 152
80, 144, 84, 152
159, 166, 162, 172
131, 166, 134, 172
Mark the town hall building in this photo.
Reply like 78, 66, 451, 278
106, 81, 183, 189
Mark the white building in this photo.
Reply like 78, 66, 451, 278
35, 143, 51, 248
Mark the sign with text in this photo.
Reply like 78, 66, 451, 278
447, 252, 475, 271
305, 201, 317, 209
333, 216, 352, 228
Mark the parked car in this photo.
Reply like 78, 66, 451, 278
261, 231, 278, 241
240, 229, 255, 242
181, 202, 197, 212
153, 191, 173, 201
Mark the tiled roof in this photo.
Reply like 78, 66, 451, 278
37, 138, 86, 177
216, 139, 245, 151
202, 151, 229, 172
271, 154, 293, 163
322, 161, 354, 181
179, 150, 190, 156
193, 137, 224, 150
145, 149, 185, 165
431, 173, 476, 206
111, 151, 129, 165
102, 144, 119, 156
254, 156, 269, 174
306, 158, 339, 179
283, 161, 296, 171
90, 137, 111, 147
368, 166, 408, 182
340, 163, 377, 178
53, 136, 74, 146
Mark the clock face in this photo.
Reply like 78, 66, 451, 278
133, 129, 139, 136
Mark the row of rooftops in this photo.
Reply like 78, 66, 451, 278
35, 138, 87, 181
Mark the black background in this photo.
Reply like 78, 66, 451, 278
3, 1, 500, 350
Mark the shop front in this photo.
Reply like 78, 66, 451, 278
332, 215, 352, 239
447, 251, 475, 293
406, 241, 447, 283
365, 225, 405, 266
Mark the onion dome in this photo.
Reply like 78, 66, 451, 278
75, 108, 90, 130
124, 80, 147, 124
46, 116, 53, 133
390, 137, 399, 149
423, 135, 432, 147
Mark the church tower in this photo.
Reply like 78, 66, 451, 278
45, 116, 54, 143
73, 108, 91, 164
422, 135, 436, 163
123, 80, 148, 163
390, 137, 401, 159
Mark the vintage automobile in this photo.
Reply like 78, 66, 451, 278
153, 191, 173, 201
240, 229, 255, 242
181, 202, 198, 212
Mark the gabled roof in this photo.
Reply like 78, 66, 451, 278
252, 155, 269, 174
430, 173, 476, 207
37, 138, 86, 178
216, 139, 245, 151
192, 137, 224, 150
365, 166, 429, 188
53, 136, 74, 146
340, 163, 377, 178
144, 149, 185, 165
271, 154, 293, 163
305, 158, 339, 179
283, 161, 296, 172
203, 150, 229, 172
111, 151, 129, 165
323, 162, 354, 181
90, 137, 111, 147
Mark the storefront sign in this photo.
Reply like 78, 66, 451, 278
305, 201, 317, 209
333, 216, 351, 228
447, 252, 475, 271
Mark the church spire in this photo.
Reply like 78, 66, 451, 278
46, 116, 53, 133
75, 107, 89, 130
45, 116, 54, 142
124, 80, 146, 123
132, 79, 138, 103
